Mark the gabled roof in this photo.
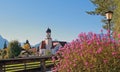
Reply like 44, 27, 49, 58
40, 41, 46, 49
59, 41, 67, 46
40, 40, 67, 49
52, 41, 67, 49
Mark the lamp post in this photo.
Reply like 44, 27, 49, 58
105, 11, 113, 37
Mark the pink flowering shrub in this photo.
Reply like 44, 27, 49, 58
52, 32, 120, 72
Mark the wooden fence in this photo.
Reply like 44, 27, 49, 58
0, 55, 53, 72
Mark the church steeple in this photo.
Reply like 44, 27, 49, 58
46, 28, 51, 33
46, 28, 51, 39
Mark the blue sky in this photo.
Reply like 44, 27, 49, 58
0, 0, 105, 45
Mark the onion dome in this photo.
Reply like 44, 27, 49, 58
46, 28, 51, 33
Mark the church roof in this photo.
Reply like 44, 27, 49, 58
40, 40, 67, 49
46, 28, 51, 33
40, 41, 46, 49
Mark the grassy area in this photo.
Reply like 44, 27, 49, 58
0, 56, 2, 59
4, 61, 54, 72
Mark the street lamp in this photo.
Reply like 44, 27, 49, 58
105, 11, 113, 37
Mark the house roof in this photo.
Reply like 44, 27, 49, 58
40, 41, 46, 49
29, 47, 37, 52
40, 40, 67, 49
59, 41, 67, 46
52, 41, 67, 49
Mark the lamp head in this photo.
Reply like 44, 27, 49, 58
105, 11, 113, 21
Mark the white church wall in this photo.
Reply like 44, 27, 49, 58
39, 49, 46, 56
45, 39, 52, 50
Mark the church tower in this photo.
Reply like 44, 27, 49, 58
45, 28, 52, 51
39, 28, 67, 56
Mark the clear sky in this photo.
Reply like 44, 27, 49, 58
0, 0, 106, 45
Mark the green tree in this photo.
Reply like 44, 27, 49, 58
87, 0, 116, 15
87, 0, 120, 33
113, 0, 120, 33
8, 40, 22, 58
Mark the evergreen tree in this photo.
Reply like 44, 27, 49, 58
87, 0, 120, 33
87, 0, 116, 16
113, 0, 120, 33
7, 40, 22, 58
3, 41, 7, 49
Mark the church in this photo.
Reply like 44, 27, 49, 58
39, 28, 67, 56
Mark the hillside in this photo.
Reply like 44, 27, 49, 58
0, 35, 8, 49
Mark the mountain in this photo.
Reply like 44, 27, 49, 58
0, 35, 8, 49
34, 43, 40, 48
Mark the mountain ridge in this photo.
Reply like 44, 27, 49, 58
0, 35, 41, 49
0, 35, 8, 49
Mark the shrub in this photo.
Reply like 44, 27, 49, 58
52, 32, 120, 72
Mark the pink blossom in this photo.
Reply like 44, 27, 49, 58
112, 52, 117, 56
52, 31, 120, 72
118, 34, 120, 38
89, 50, 93, 54
52, 56, 56, 62
84, 61, 89, 66
73, 63, 76, 67
107, 30, 110, 34
103, 59, 108, 63
52, 67, 58, 72
69, 62, 72, 65
67, 69, 71, 72
87, 40, 91, 45
96, 47, 102, 54
79, 53, 83, 56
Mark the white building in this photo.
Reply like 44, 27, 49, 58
39, 28, 67, 56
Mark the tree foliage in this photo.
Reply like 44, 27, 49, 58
7, 40, 22, 58
87, 0, 116, 16
113, 0, 120, 33
87, 0, 120, 33
1, 49, 7, 59
23, 44, 31, 51
22, 40, 31, 51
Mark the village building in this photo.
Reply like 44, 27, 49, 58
39, 28, 67, 56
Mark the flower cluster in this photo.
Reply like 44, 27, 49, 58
52, 32, 120, 72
